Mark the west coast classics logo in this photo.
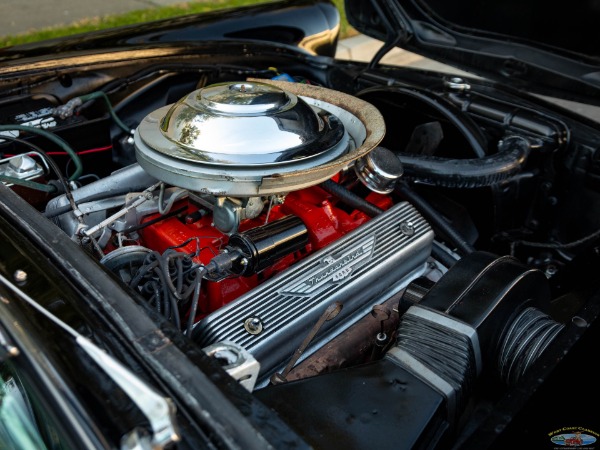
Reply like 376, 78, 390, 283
549, 427, 598, 448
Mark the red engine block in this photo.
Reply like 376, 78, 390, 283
138, 184, 392, 317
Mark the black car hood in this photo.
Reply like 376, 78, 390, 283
0, 0, 340, 62
345, 0, 600, 105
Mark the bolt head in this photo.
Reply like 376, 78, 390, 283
399, 221, 415, 236
244, 317, 263, 335
270, 373, 286, 385
443, 77, 471, 91
13, 270, 27, 284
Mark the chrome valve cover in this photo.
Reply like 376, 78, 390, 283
193, 201, 434, 379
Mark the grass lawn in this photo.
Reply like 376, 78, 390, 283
0, 0, 357, 48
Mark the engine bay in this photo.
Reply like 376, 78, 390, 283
2, 52, 599, 447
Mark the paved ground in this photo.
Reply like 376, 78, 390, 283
335, 33, 470, 76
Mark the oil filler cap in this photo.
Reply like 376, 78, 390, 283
354, 146, 404, 194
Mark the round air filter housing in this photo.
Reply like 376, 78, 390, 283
135, 80, 385, 196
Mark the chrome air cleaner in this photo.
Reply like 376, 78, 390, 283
134, 80, 385, 197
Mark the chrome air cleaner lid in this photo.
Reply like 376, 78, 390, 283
135, 80, 386, 196
157, 81, 345, 165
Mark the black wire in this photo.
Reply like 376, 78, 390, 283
121, 205, 187, 234
151, 265, 173, 325
174, 255, 184, 295
0, 124, 83, 180
395, 182, 475, 256
180, 266, 203, 300
186, 267, 206, 337
0, 135, 86, 217
100, 64, 277, 96
130, 247, 205, 332
150, 282, 162, 315
513, 229, 600, 251
320, 179, 384, 217
160, 250, 187, 300
3, 76, 61, 96
432, 241, 460, 268
130, 257, 159, 289
0, 135, 70, 192
167, 236, 203, 256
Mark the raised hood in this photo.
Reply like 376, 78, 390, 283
345, 0, 600, 105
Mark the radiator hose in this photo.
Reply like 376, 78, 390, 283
397, 136, 531, 188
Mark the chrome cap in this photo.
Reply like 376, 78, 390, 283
199, 82, 294, 115
354, 146, 404, 194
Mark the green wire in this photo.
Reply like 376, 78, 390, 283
0, 125, 83, 181
0, 174, 57, 192
0, 91, 129, 189
79, 91, 132, 135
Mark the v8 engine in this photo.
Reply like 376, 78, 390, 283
27, 76, 572, 447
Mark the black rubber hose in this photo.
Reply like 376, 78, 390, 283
395, 182, 475, 256
431, 241, 459, 268
357, 86, 488, 158
320, 179, 383, 217
397, 136, 531, 188
185, 267, 206, 337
